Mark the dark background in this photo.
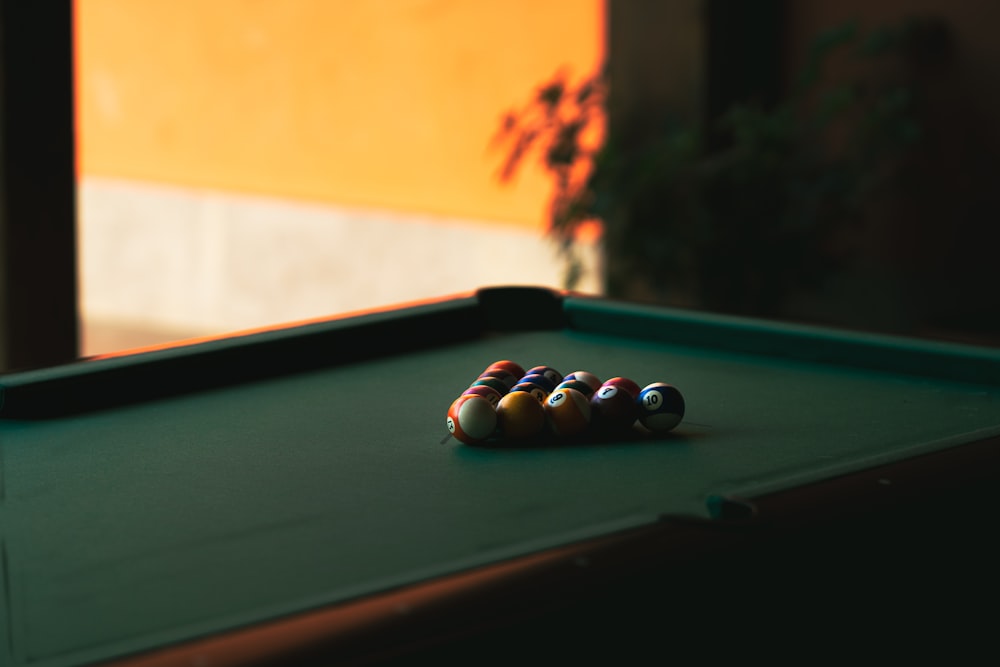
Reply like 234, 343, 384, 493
1, 0, 999, 372
606, 0, 1000, 344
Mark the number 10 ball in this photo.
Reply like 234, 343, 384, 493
637, 382, 684, 433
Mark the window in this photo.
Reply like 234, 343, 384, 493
75, 0, 605, 356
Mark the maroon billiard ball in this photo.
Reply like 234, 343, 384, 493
589, 383, 640, 431
600, 376, 641, 399
462, 383, 503, 407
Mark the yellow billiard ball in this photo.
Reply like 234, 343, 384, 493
496, 390, 546, 439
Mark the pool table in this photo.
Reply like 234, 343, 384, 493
2, 285, 999, 665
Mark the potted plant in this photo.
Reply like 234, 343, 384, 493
493, 18, 944, 320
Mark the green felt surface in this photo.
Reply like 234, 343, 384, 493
3, 299, 1000, 666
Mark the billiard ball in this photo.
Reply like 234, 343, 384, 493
544, 387, 591, 437
484, 360, 525, 380
478, 368, 519, 390
524, 366, 562, 387
554, 378, 596, 399
601, 376, 641, 399
589, 383, 640, 431
496, 390, 546, 439
470, 376, 509, 397
462, 384, 502, 407
637, 382, 685, 433
517, 373, 557, 393
447, 393, 498, 445
509, 382, 549, 403
562, 370, 602, 393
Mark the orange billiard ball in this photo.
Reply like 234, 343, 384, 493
544, 387, 591, 437
478, 368, 520, 391
496, 390, 546, 439
447, 393, 498, 445
483, 360, 526, 380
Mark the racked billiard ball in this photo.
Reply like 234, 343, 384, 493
637, 382, 685, 433
601, 376, 641, 399
496, 390, 546, 439
554, 378, 596, 399
478, 368, 519, 390
589, 383, 639, 431
544, 387, 591, 437
470, 376, 509, 397
447, 393, 498, 444
562, 370, 602, 393
462, 384, 502, 407
509, 382, 548, 404
517, 373, 557, 393
484, 360, 525, 380
524, 366, 562, 387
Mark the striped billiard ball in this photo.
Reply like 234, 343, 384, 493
516, 373, 557, 393
447, 393, 498, 445
470, 376, 509, 397
509, 382, 549, 404
637, 382, 685, 433
478, 368, 519, 391
555, 378, 596, 399
562, 370, 602, 394
524, 366, 562, 388
462, 383, 503, 407
545, 387, 591, 437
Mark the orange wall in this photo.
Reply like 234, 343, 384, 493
75, 0, 605, 229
